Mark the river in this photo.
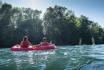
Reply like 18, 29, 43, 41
0, 45, 104, 70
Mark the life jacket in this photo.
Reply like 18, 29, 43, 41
21, 41, 30, 48
41, 42, 49, 46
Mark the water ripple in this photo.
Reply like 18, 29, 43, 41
1, 45, 104, 70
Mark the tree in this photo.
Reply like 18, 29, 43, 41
78, 15, 93, 44
0, 3, 12, 47
43, 5, 67, 44
0, 2, 104, 47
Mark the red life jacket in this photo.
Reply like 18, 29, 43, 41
21, 41, 30, 48
41, 42, 49, 46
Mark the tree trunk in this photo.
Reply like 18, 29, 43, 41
79, 38, 82, 45
91, 37, 95, 45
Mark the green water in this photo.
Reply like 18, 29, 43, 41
1, 45, 104, 70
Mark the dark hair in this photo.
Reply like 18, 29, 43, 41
23, 36, 28, 41
43, 37, 47, 40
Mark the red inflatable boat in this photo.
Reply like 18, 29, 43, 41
11, 44, 56, 51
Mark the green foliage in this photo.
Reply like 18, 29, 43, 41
0, 3, 43, 47
0, 2, 104, 47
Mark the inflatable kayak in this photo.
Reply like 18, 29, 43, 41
11, 44, 56, 51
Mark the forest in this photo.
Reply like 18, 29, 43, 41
0, 2, 104, 48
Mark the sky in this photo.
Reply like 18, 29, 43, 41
1, 0, 104, 27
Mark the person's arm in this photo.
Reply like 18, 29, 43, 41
36, 42, 42, 47
28, 41, 32, 46
20, 41, 23, 46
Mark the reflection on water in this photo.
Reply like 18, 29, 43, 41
12, 50, 55, 70
1, 45, 104, 70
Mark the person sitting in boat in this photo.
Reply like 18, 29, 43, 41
36, 37, 50, 47
20, 36, 32, 48
40, 37, 50, 46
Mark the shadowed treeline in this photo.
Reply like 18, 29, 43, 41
0, 2, 104, 47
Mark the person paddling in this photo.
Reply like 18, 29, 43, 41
40, 37, 50, 46
20, 36, 32, 48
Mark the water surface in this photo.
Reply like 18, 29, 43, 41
0, 45, 104, 70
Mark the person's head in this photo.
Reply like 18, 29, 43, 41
23, 36, 28, 41
43, 37, 47, 42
